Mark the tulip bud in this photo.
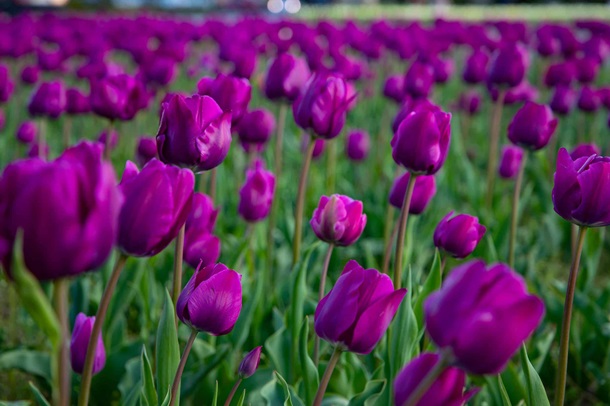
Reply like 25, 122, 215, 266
433, 211, 486, 259
66, 88, 91, 115
345, 130, 370, 161
237, 109, 276, 153
310, 195, 367, 247
543, 61, 575, 88
136, 136, 159, 168
20, 65, 40, 85
301, 136, 326, 160
264, 53, 311, 102
577, 85, 601, 112
238, 346, 262, 379
16, 121, 37, 144
488, 43, 529, 88
549, 86, 576, 116
27, 142, 49, 160
70, 313, 106, 375
90, 74, 149, 121
383, 74, 406, 104
498, 145, 524, 179
28, 81, 66, 119
404, 60, 434, 99
458, 91, 481, 116
576, 56, 599, 84
176, 262, 242, 335
432, 56, 453, 84
138, 55, 176, 87
197, 74, 251, 125
462, 48, 489, 85
238, 161, 276, 222
389, 173, 436, 214
570, 143, 600, 160
507, 102, 557, 151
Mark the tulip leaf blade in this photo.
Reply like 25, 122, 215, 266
28, 381, 51, 406
156, 289, 180, 404
413, 249, 442, 328
236, 389, 247, 406
140, 345, 158, 406
520, 344, 550, 406
298, 316, 319, 405
0, 350, 51, 382
212, 380, 219, 406
389, 265, 418, 378
347, 379, 386, 406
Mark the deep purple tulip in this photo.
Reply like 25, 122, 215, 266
577, 86, 601, 112
391, 108, 451, 175
66, 88, 91, 115
498, 145, 524, 179
197, 74, 251, 125
237, 109, 276, 153
238, 346, 262, 379
433, 212, 486, 259
462, 49, 489, 85
138, 55, 176, 87
549, 86, 576, 116
70, 313, 106, 375
394, 353, 476, 406
28, 81, 66, 119
404, 60, 434, 99
176, 262, 242, 335
383, 74, 406, 104
544, 61, 575, 88
20, 65, 40, 85
432, 57, 454, 84
0, 64, 14, 103
345, 129, 370, 161
264, 53, 311, 102
424, 260, 545, 374
488, 43, 529, 88
507, 102, 557, 151
552, 148, 610, 227
136, 136, 158, 168
16, 121, 37, 144
90, 74, 149, 121
458, 91, 481, 116
238, 161, 275, 223
314, 260, 406, 354
156, 94, 232, 172
570, 143, 600, 160
118, 159, 194, 257
183, 193, 220, 269
389, 173, 436, 214
310, 195, 367, 247
576, 57, 599, 84
392, 98, 439, 134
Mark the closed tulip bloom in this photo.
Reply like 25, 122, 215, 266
458, 91, 481, 115
90, 74, 149, 121
432, 57, 454, 84
345, 129, 370, 161
570, 143, 600, 160
498, 145, 524, 179
394, 353, 475, 406
0, 64, 14, 103
66, 88, 91, 115
156, 94, 232, 172
28, 81, 66, 119
238, 346, 262, 379
197, 74, 251, 125
310, 194, 367, 246
576, 57, 599, 84
264, 53, 311, 102
136, 136, 158, 167
176, 262, 242, 335
391, 108, 451, 175
433, 212, 486, 259
118, 159, 194, 257
16, 121, 37, 144
184, 232, 220, 269
237, 109, 276, 153
293, 72, 356, 140
383, 74, 406, 104
389, 173, 436, 214
488, 43, 529, 88
238, 161, 275, 222
577, 86, 601, 112
70, 313, 106, 375
544, 61, 575, 88
391, 98, 439, 134
462, 48, 489, 84
425, 260, 545, 375
552, 148, 610, 227
20, 65, 40, 85
549, 86, 576, 116
302, 136, 326, 159
315, 260, 406, 354
139, 55, 176, 87
507, 102, 558, 151
404, 60, 434, 99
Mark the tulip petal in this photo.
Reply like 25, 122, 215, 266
552, 148, 582, 221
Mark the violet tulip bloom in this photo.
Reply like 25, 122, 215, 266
383, 75, 406, 104
391, 108, 451, 175
394, 353, 476, 406
156, 94, 232, 172
310, 195, 367, 247
176, 262, 242, 335
238, 346, 262, 379
424, 260, 545, 375
507, 102, 558, 151
462, 49, 489, 85
544, 61, 575, 88
90, 74, 149, 121
552, 148, 610, 227
433, 212, 486, 259
404, 60, 434, 99
302, 136, 326, 159
238, 161, 276, 222
66, 88, 91, 115
28, 81, 66, 119
570, 143, 600, 160
264, 53, 311, 102
577, 86, 601, 112
183, 193, 220, 269
389, 173, 436, 214
314, 260, 406, 354
136, 136, 159, 167
197, 74, 251, 125
488, 43, 529, 88
345, 129, 370, 161
458, 91, 481, 115
118, 159, 194, 257
237, 109, 276, 153
20, 65, 40, 85
16, 121, 37, 144
549, 86, 576, 116
498, 146, 524, 179
70, 313, 106, 375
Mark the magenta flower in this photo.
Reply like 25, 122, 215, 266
238, 346, 262, 379
70, 313, 106, 375
345, 129, 370, 161
498, 145, 524, 179
310, 195, 367, 247
433, 212, 486, 259
264, 53, 311, 102
507, 102, 558, 151
389, 173, 436, 214
238, 161, 276, 222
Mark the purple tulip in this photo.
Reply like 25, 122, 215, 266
156, 94, 232, 172
552, 148, 610, 227
507, 102, 558, 151
197, 74, 251, 125
176, 262, 242, 335
0, 64, 14, 103
90, 74, 149, 121
424, 260, 545, 374
345, 129, 370, 161
462, 48, 489, 84
577, 86, 601, 112
391, 108, 451, 175
138, 55, 176, 87
498, 146, 524, 179
237, 109, 276, 153
458, 91, 481, 116
238, 346, 262, 379
66, 88, 91, 115
264, 53, 311, 102
383, 74, 406, 104
70, 313, 106, 375
404, 60, 434, 99
310, 195, 367, 247
20, 65, 40, 85
549, 86, 576, 116
389, 173, 437, 214
570, 143, 600, 160
302, 136, 326, 159
238, 161, 276, 223
488, 43, 529, 88
394, 353, 476, 406
433, 212, 486, 259
28, 81, 66, 119
27, 142, 49, 160
544, 61, 575, 88
432, 56, 454, 84
136, 136, 158, 168
314, 260, 406, 354
392, 98, 439, 134
183, 193, 220, 269
576, 56, 599, 84
16, 121, 37, 144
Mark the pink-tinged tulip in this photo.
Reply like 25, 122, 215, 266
90, 74, 149, 121
394, 353, 476, 406
237, 109, 276, 153
264, 53, 311, 102
549, 86, 576, 116
345, 129, 370, 161
462, 48, 489, 85
314, 260, 406, 354
20, 65, 40, 85
136, 136, 158, 168
70, 313, 106, 375
577, 86, 601, 112
383, 74, 406, 104
183, 193, 220, 268
0, 64, 14, 103
238, 346, 262, 379
433, 212, 486, 259
28, 81, 66, 119
118, 159, 194, 257
498, 145, 524, 179
310, 195, 367, 247
458, 91, 481, 116
488, 43, 529, 88
176, 262, 242, 335
391, 108, 451, 175
507, 102, 558, 151
156, 94, 232, 172
197, 74, 251, 125
16, 121, 37, 144
552, 148, 610, 227
389, 173, 436, 214
404, 60, 434, 99
66, 88, 91, 115
570, 143, 600, 160
238, 161, 275, 222
424, 260, 545, 375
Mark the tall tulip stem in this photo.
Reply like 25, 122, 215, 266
292, 136, 316, 265
169, 329, 198, 406
382, 221, 398, 275
53, 278, 70, 406
393, 173, 417, 289
223, 378, 243, 406
404, 350, 451, 406
314, 243, 335, 365
508, 151, 528, 268
78, 253, 128, 406
555, 226, 587, 406
313, 347, 342, 406
172, 224, 186, 307
486, 89, 506, 208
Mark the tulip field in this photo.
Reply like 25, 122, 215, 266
2, 9, 610, 406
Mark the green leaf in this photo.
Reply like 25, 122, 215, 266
231, 253, 265, 349
347, 379, 386, 406
275, 371, 300, 406
265, 326, 291, 379
520, 345, 550, 406
140, 345, 158, 406
412, 250, 442, 328
298, 317, 319, 405
496, 375, 513, 406
107, 258, 145, 337
156, 289, 180, 404
212, 381, 219, 406
260, 371, 305, 406
389, 266, 419, 377
236, 389, 247, 406
0, 350, 51, 382
28, 381, 51, 406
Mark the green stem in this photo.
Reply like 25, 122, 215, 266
404, 350, 451, 406
314, 243, 335, 365
223, 378, 243, 406
78, 253, 128, 406
325, 137, 337, 194
172, 224, 186, 307
555, 226, 587, 406
393, 173, 418, 290
486, 89, 506, 208
169, 330, 198, 406
292, 136, 316, 265
382, 220, 398, 275
53, 279, 70, 406
508, 151, 528, 269
312, 347, 342, 406
63, 116, 72, 150
440, 254, 447, 277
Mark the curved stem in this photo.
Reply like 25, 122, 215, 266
169, 330, 198, 406
325, 138, 337, 194
292, 136, 316, 265
223, 378, 243, 406
314, 243, 335, 365
393, 173, 417, 290
312, 347, 342, 406
486, 89, 506, 208
53, 279, 70, 406
404, 350, 451, 406
508, 151, 528, 269
555, 226, 587, 406
172, 224, 186, 307
78, 253, 128, 406
382, 221, 398, 275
